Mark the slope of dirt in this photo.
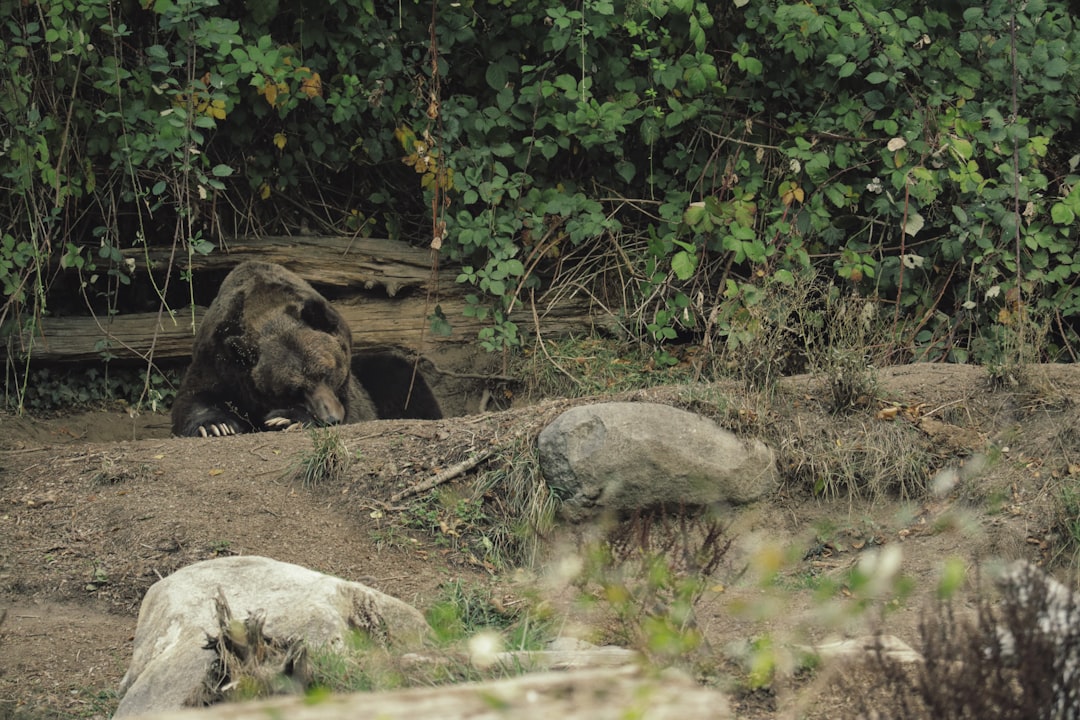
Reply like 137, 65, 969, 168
1, 363, 1078, 719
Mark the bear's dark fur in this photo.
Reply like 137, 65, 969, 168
171, 261, 377, 437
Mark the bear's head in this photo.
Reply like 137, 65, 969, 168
228, 298, 353, 425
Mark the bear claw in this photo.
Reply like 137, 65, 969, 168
197, 423, 236, 437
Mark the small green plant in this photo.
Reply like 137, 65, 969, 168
368, 526, 416, 553
290, 428, 352, 489
510, 336, 701, 402
403, 486, 506, 567
1053, 482, 1080, 569
573, 509, 731, 665
425, 579, 554, 651
86, 566, 110, 592
208, 540, 234, 557
401, 438, 557, 570
472, 437, 558, 569
305, 631, 403, 695
972, 304, 1051, 389
90, 457, 151, 486
301, 582, 554, 695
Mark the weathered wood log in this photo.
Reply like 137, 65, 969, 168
4, 290, 603, 362
122, 235, 438, 296
121, 665, 732, 720
4, 236, 613, 362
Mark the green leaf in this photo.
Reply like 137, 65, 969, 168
684, 204, 707, 226
428, 306, 453, 337
1051, 203, 1075, 225
866, 72, 889, 85
211, 164, 233, 177
684, 67, 707, 95
955, 67, 981, 88
672, 250, 696, 280
903, 212, 925, 237
742, 56, 763, 76
937, 557, 966, 599
949, 138, 973, 161
1044, 57, 1068, 78
485, 57, 518, 91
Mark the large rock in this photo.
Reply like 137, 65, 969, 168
538, 402, 777, 521
115, 556, 431, 718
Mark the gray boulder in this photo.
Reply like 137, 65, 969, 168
538, 402, 777, 521
115, 556, 431, 718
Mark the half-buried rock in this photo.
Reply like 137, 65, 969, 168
114, 556, 431, 718
538, 402, 778, 522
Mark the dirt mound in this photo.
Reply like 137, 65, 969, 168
1, 364, 1078, 719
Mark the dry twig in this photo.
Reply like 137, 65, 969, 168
389, 447, 495, 503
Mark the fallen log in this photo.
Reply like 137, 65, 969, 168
121, 235, 437, 296
4, 291, 602, 362
3, 236, 613, 363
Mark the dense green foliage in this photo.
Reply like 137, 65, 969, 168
1, 0, 1078, 366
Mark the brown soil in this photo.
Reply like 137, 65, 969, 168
1, 363, 1078, 719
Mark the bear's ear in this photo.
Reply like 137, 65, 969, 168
300, 298, 343, 335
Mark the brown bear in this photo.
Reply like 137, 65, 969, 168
170, 261, 377, 437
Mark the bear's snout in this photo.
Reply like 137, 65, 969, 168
306, 383, 346, 425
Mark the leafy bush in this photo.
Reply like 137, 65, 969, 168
850, 562, 1080, 719
1, 0, 1077, 366
2, 364, 179, 412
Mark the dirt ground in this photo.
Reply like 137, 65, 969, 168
1, 363, 1078, 719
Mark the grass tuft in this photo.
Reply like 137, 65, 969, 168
291, 427, 353, 489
